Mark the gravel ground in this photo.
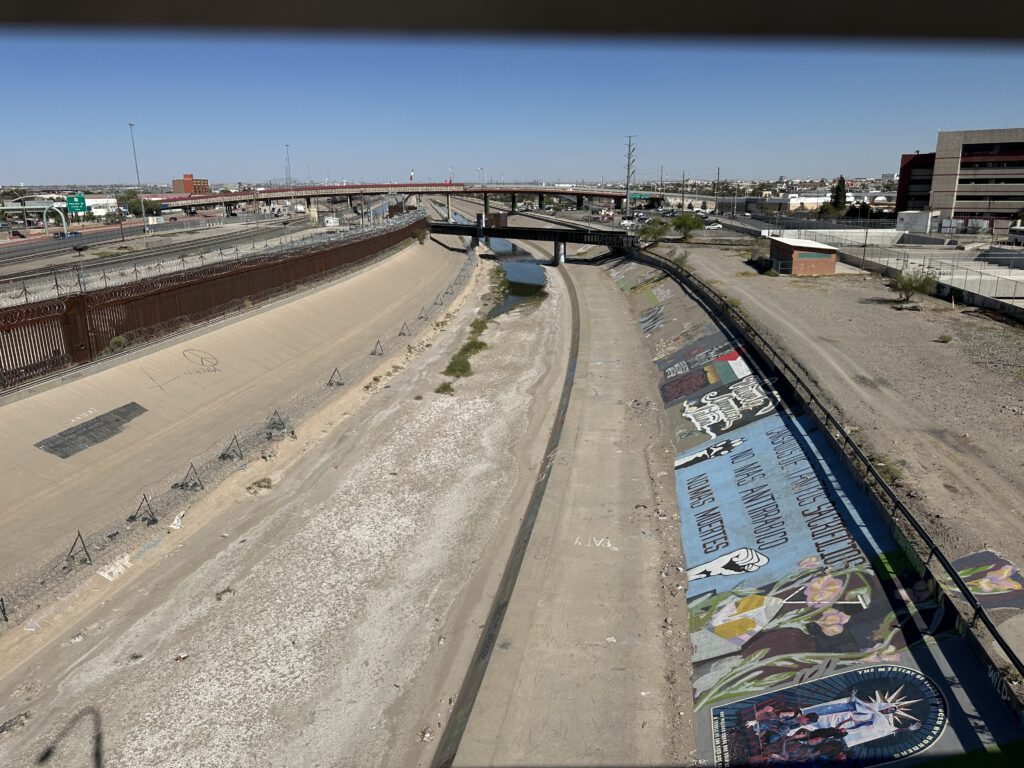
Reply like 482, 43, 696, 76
676, 244, 1024, 570
0, 263, 569, 767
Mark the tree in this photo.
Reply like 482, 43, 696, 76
116, 192, 162, 217
888, 267, 936, 303
830, 175, 847, 207
671, 212, 705, 240
700, 200, 708, 211
818, 202, 844, 220
638, 217, 669, 242
686, 201, 694, 210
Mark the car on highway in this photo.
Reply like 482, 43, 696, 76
705, 222, 723, 230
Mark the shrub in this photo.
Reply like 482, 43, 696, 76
247, 477, 273, 492
936, 334, 953, 343
889, 268, 937, 303
104, 335, 128, 354
435, 381, 454, 395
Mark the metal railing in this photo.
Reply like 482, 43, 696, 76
633, 248, 1024, 693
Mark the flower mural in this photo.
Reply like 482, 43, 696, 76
968, 564, 1022, 594
689, 560, 909, 711
813, 608, 851, 636
805, 575, 844, 607
940, 551, 1024, 609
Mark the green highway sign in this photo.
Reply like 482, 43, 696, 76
629, 192, 651, 199
66, 194, 87, 213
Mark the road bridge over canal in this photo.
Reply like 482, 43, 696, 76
427, 220, 638, 263
152, 183, 664, 216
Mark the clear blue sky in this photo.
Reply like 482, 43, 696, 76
2, 30, 1023, 186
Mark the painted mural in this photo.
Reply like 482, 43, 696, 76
604, 256, 1021, 766
711, 665, 947, 766
941, 550, 1024, 609
675, 375, 782, 451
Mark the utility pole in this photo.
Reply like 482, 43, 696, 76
681, 169, 686, 212
624, 135, 636, 220
714, 167, 720, 215
128, 122, 147, 246
285, 144, 293, 213
660, 165, 664, 193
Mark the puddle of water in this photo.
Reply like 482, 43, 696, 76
488, 292, 544, 319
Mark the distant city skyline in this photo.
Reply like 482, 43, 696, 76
2, 31, 1022, 186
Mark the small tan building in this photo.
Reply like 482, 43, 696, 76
768, 237, 838, 276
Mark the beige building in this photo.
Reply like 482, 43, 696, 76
929, 128, 1024, 236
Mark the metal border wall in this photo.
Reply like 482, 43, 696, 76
631, 248, 1024, 720
0, 215, 426, 390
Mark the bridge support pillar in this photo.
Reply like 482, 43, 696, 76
538, 193, 545, 210
552, 241, 565, 266
613, 197, 623, 210
446, 193, 453, 221
483, 193, 490, 217
576, 194, 584, 211
510, 193, 517, 212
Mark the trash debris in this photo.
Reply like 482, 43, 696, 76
0, 712, 30, 736
169, 511, 186, 530
69, 632, 84, 643
174, 653, 189, 662
418, 727, 433, 743
606, 636, 617, 643
437, 636, 446, 646
215, 586, 235, 602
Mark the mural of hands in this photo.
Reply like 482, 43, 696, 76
688, 548, 769, 580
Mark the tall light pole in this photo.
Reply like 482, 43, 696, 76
128, 122, 147, 245
624, 135, 636, 220
285, 144, 293, 213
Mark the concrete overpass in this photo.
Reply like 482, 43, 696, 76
152, 183, 665, 215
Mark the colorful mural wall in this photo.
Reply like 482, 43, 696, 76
605, 258, 1022, 766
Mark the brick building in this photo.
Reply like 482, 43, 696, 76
768, 237, 837, 276
171, 173, 210, 195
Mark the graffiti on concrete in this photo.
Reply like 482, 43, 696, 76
661, 349, 753, 406
676, 376, 781, 449
639, 305, 665, 336
711, 665, 947, 766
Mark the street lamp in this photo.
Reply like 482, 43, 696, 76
128, 122, 147, 246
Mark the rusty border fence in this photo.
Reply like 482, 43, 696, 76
631, 248, 1024, 720
1, 214, 427, 391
